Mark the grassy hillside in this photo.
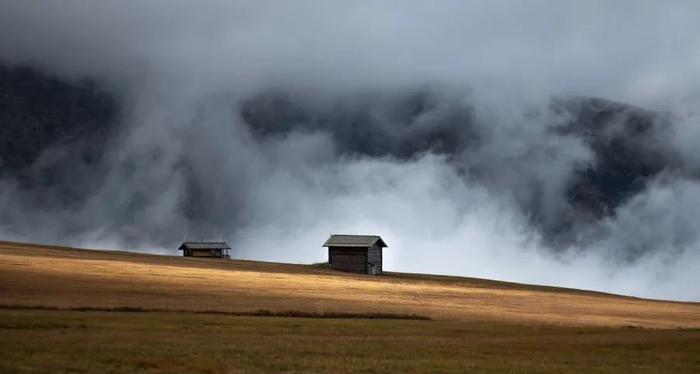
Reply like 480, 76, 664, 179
2, 241, 700, 373
2, 309, 700, 373
1, 240, 699, 328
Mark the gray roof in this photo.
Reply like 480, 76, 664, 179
322, 234, 387, 248
178, 241, 231, 250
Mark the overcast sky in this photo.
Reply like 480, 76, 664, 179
1, 1, 699, 301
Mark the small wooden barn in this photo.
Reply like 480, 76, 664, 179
322, 234, 387, 275
178, 242, 231, 259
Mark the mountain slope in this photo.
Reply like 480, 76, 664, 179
1, 241, 698, 328
0, 64, 692, 257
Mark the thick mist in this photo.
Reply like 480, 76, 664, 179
1, 1, 699, 300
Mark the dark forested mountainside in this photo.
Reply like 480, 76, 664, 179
0, 63, 689, 254
0, 64, 118, 178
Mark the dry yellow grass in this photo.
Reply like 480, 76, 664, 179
2, 309, 700, 373
1, 240, 699, 328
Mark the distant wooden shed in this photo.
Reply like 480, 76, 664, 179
322, 234, 387, 275
178, 242, 231, 259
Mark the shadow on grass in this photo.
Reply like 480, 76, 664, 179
0, 304, 430, 320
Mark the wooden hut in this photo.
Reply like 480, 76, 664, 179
178, 242, 231, 259
322, 234, 387, 275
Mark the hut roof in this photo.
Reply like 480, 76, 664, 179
322, 234, 387, 248
178, 241, 231, 250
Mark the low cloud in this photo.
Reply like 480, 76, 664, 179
1, 1, 699, 301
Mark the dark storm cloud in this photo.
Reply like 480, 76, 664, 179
1, 1, 699, 300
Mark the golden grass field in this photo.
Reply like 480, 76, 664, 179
1, 240, 700, 373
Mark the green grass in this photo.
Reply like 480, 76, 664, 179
1, 309, 699, 373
